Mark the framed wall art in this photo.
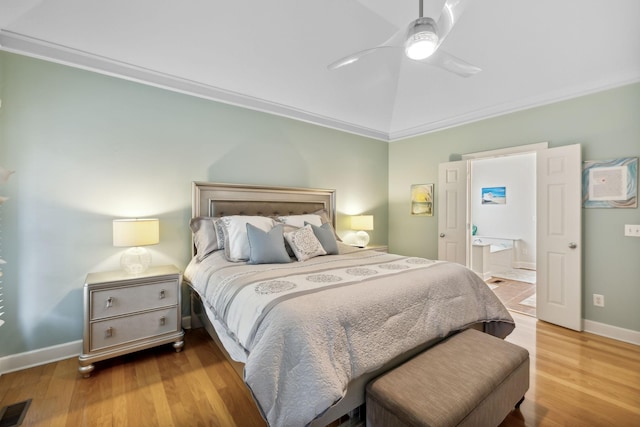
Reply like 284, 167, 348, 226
411, 184, 434, 216
582, 157, 637, 208
481, 186, 506, 205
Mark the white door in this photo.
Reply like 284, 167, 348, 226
438, 161, 468, 264
536, 144, 582, 330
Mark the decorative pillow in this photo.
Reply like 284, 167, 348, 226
219, 216, 275, 262
276, 214, 323, 228
280, 223, 300, 258
306, 222, 339, 255
246, 223, 291, 265
190, 216, 223, 261
311, 208, 331, 224
214, 219, 226, 248
284, 224, 327, 261
311, 208, 343, 242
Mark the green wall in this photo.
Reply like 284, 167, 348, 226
0, 52, 388, 357
389, 83, 640, 332
1, 49, 638, 359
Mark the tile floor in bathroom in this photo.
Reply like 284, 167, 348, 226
486, 271, 536, 317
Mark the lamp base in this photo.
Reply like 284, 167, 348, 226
121, 247, 151, 274
354, 231, 370, 248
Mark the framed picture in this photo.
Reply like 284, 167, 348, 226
582, 157, 638, 208
411, 184, 434, 216
481, 186, 506, 205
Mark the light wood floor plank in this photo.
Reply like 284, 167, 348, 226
501, 312, 640, 426
1, 314, 639, 426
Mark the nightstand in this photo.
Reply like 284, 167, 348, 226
78, 265, 185, 377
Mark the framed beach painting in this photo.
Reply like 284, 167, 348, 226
411, 184, 434, 216
481, 186, 506, 205
582, 157, 638, 208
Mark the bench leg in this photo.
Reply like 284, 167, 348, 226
515, 396, 525, 409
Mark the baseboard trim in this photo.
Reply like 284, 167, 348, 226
182, 315, 192, 330
2, 316, 635, 376
512, 261, 536, 270
583, 319, 640, 346
0, 317, 194, 376
0, 340, 82, 376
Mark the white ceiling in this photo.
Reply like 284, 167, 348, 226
1, 0, 639, 141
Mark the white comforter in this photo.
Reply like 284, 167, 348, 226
185, 246, 514, 427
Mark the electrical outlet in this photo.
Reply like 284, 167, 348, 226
624, 224, 640, 237
593, 294, 605, 307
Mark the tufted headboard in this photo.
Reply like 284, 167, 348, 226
191, 181, 337, 257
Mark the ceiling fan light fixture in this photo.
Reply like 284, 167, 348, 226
405, 17, 439, 60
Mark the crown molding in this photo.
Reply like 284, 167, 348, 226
2, 30, 639, 144
0, 30, 389, 142
388, 72, 640, 142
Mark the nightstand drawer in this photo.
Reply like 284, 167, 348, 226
90, 307, 178, 352
91, 280, 177, 320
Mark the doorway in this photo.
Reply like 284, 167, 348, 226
469, 153, 537, 317
437, 143, 583, 331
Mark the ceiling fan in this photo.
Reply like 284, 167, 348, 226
328, 0, 481, 77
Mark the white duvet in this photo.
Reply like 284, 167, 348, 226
185, 246, 514, 427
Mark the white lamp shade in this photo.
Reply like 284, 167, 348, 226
113, 218, 159, 274
351, 215, 374, 231
113, 219, 160, 247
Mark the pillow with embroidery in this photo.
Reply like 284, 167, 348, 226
190, 216, 224, 261
284, 224, 326, 261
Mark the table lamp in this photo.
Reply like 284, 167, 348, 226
113, 218, 159, 274
351, 215, 373, 248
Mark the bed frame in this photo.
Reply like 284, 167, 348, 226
186, 181, 447, 426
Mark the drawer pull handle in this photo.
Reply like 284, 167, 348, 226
106, 297, 114, 308
105, 327, 113, 338
159, 289, 166, 299
160, 316, 166, 326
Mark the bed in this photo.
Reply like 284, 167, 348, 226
183, 181, 515, 427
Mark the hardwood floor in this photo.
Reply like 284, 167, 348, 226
1, 314, 639, 426
501, 313, 640, 426
0, 329, 265, 427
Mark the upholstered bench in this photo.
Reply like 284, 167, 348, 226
366, 328, 529, 427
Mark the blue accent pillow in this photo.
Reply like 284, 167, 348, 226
306, 222, 339, 255
246, 223, 292, 264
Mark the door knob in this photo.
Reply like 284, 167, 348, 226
568, 242, 577, 249
439, 233, 445, 238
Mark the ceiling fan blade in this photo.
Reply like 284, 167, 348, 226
436, 0, 472, 48
328, 46, 398, 70
328, 26, 405, 70
427, 49, 481, 77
